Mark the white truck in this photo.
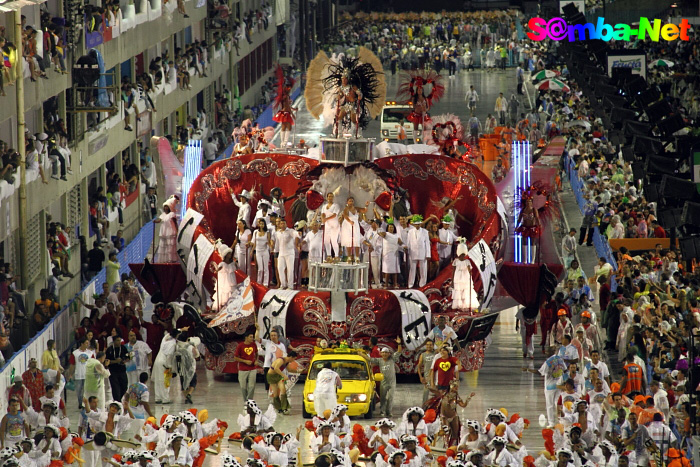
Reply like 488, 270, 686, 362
379, 102, 423, 143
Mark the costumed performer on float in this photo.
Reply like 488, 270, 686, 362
397, 70, 445, 144
272, 65, 298, 148
321, 192, 341, 259
232, 133, 253, 156
451, 238, 479, 311
514, 182, 556, 263
340, 197, 369, 261
154, 195, 180, 263
213, 240, 236, 311
305, 47, 386, 138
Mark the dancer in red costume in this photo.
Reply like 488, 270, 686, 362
272, 65, 297, 148
397, 70, 445, 143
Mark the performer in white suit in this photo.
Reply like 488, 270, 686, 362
406, 215, 430, 288
230, 189, 252, 226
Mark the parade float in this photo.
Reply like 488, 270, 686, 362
132, 49, 507, 376
132, 140, 506, 376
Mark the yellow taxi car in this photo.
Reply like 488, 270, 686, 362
302, 348, 384, 419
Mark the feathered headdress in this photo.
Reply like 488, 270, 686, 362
456, 237, 468, 257
322, 55, 381, 129
427, 114, 464, 147
305, 47, 386, 128
397, 69, 445, 108
163, 195, 179, 211
273, 65, 295, 112
515, 181, 558, 221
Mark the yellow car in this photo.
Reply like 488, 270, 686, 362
302, 348, 384, 419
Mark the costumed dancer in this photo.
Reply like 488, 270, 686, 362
437, 383, 475, 448
377, 221, 404, 288
451, 238, 479, 310
233, 220, 252, 277
340, 197, 369, 261
375, 451, 405, 467
152, 327, 186, 405
515, 183, 556, 264
396, 407, 439, 439
234, 400, 276, 438
406, 215, 430, 288
305, 47, 386, 138
251, 430, 301, 467
482, 408, 525, 452
250, 218, 272, 287
458, 419, 487, 452
328, 404, 352, 446
538, 349, 566, 428
154, 196, 179, 263
401, 435, 432, 467
140, 413, 180, 454
397, 70, 445, 144
515, 195, 540, 263
516, 306, 537, 360
313, 362, 342, 417
213, 240, 237, 311
310, 420, 342, 455
321, 193, 341, 259
174, 336, 200, 405
230, 188, 253, 226
272, 65, 297, 148
368, 418, 397, 449
232, 133, 253, 156
159, 433, 193, 467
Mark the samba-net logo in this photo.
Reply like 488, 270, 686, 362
527, 17, 691, 42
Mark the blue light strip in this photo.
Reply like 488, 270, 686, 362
512, 140, 531, 263
181, 140, 203, 218
513, 141, 520, 263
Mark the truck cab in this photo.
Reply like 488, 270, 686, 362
380, 102, 422, 143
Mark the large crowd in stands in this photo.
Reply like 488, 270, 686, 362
0, 12, 68, 97
325, 11, 557, 75
533, 27, 700, 459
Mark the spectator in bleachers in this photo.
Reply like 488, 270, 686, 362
121, 84, 135, 132
85, 241, 105, 281
111, 230, 125, 252
25, 134, 48, 184
32, 294, 57, 334
0, 332, 14, 362
105, 252, 120, 287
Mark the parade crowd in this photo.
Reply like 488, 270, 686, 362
0, 4, 699, 467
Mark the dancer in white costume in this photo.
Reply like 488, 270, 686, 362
321, 193, 341, 258
233, 219, 252, 276
451, 238, 479, 310
250, 218, 272, 286
214, 241, 237, 311
379, 222, 404, 288
152, 328, 184, 404
340, 197, 368, 260
154, 196, 179, 263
